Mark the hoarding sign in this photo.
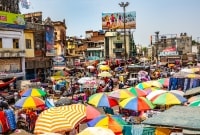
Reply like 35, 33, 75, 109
102, 11, 136, 30
0, 11, 25, 29
52, 55, 66, 67
45, 26, 56, 56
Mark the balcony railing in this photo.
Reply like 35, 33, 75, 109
25, 22, 45, 31
113, 48, 125, 53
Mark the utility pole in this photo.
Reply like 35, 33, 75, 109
119, 2, 129, 63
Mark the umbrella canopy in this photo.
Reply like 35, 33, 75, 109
119, 97, 155, 111
15, 96, 45, 109
98, 71, 112, 77
78, 77, 94, 84
53, 70, 68, 76
188, 95, 200, 103
157, 78, 169, 87
185, 73, 200, 79
99, 65, 110, 71
146, 81, 163, 88
136, 82, 152, 90
54, 97, 72, 106
188, 100, 200, 107
146, 90, 167, 100
127, 87, 147, 97
108, 89, 134, 99
34, 104, 86, 134
85, 105, 101, 121
87, 65, 95, 69
78, 127, 115, 135
151, 92, 187, 105
170, 90, 185, 96
143, 87, 161, 94
87, 114, 127, 134
88, 93, 118, 108
20, 88, 46, 97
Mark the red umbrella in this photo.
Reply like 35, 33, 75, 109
86, 105, 101, 121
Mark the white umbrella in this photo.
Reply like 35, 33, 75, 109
78, 127, 115, 135
78, 77, 93, 84
98, 71, 112, 77
87, 65, 95, 69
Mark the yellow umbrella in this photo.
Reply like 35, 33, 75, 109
78, 127, 115, 135
98, 71, 112, 77
146, 81, 163, 88
99, 65, 110, 71
34, 104, 86, 134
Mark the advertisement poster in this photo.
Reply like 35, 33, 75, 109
0, 11, 25, 29
45, 26, 56, 56
102, 11, 136, 30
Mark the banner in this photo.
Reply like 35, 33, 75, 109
0, 11, 25, 29
102, 11, 136, 30
45, 26, 56, 56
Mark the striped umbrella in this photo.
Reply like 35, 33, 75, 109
188, 95, 200, 103
108, 89, 134, 99
20, 88, 46, 97
119, 97, 155, 111
34, 104, 86, 134
127, 87, 147, 97
15, 96, 45, 109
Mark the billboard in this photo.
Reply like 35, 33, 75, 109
102, 11, 136, 30
45, 26, 56, 56
0, 11, 25, 29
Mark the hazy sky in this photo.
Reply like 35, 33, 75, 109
20, 0, 200, 46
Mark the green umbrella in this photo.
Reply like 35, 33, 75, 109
189, 100, 200, 107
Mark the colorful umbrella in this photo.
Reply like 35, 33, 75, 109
119, 97, 155, 111
98, 71, 112, 77
99, 65, 110, 71
15, 96, 45, 109
147, 81, 163, 88
188, 95, 200, 103
88, 93, 118, 108
20, 88, 46, 97
143, 87, 161, 94
53, 70, 68, 76
108, 89, 134, 99
87, 114, 127, 134
34, 104, 86, 134
151, 92, 187, 105
127, 87, 147, 97
146, 90, 167, 100
136, 82, 152, 90
85, 105, 101, 121
78, 127, 115, 135
185, 73, 200, 79
188, 100, 200, 107
157, 78, 169, 87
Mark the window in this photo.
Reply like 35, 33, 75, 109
26, 39, 32, 49
13, 39, 19, 48
0, 38, 2, 48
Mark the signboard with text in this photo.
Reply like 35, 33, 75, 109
52, 55, 66, 67
0, 11, 25, 29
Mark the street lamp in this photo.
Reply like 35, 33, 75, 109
119, 2, 129, 63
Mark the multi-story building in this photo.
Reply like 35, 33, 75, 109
85, 30, 105, 61
104, 31, 131, 60
0, 10, 25, 81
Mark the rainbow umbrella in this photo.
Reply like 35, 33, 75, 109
108, 89, 134, 99
136, 82, 151, 90
188, 100, 200, 107
53, 70, 68, 76
188, 95, 200, 103
147, 81, 163, 88
15, 96, 45, 109
88, 93, 118, 108
119, 97, 155, 111
87, 114, 127, 134
143, 87, 161, 94
20, 88, 46, 97
157, 78, 169, 87
151, 92, 187, 105
127, 87, 147, 97
146, 90, 167, 100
